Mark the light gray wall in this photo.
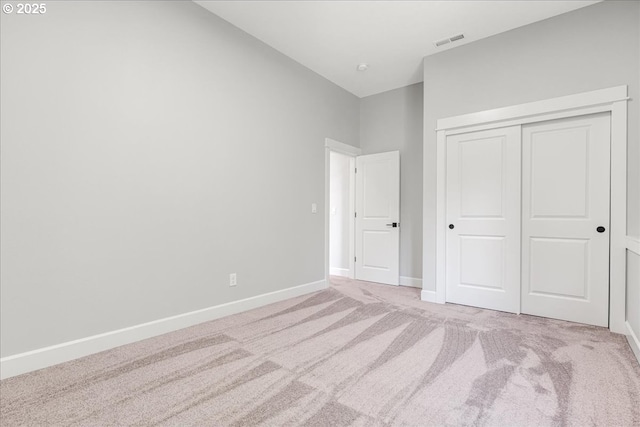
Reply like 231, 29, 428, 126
360, 83, 424, 280
329, 152, 351, 272
0, 1, 359, 357
422, 0, 640, 292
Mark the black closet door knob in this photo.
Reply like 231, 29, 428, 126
449, 224, 454, 229
597, 226, 605, 233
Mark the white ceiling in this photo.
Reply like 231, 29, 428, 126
195, 1, 600, 98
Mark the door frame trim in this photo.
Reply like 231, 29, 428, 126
429, 85, 629, 333
325, 138, 361, 283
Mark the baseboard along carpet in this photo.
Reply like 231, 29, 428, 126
1, 276, 639, 426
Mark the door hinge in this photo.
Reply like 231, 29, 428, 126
355, 168, 357, 173
354, 256, 356, 262
354, 212, 357, 218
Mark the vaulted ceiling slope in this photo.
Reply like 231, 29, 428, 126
195, 1, 600, 98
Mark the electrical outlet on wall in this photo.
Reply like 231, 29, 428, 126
229, 273, 237, 287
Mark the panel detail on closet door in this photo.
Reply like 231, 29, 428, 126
529, 126, 589, 218
459, 236, 505, 291
528, 237, 589, 300
459, 136, 504, 218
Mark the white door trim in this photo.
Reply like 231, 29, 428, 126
436, 86, 629, 132
625, 236, 640, 363
429, 85, 629, 334
325, 138, 361, 282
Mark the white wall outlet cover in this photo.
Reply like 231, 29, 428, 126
311, 203, 317, 214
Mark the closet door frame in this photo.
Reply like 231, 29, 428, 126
427, 85, 629, 334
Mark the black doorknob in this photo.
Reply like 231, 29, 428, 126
597, 226, 605, 233
449, 224, 454, 229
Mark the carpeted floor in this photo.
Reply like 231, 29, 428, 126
1, 276, 639, 426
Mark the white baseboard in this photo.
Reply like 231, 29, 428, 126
626, 321, 640, 366
421, 289, 438, 303
400, 276, 422, 288
329, 267, 349, 277
0, 279, 327, 380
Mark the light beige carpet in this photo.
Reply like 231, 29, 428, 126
1, 276, 639, 426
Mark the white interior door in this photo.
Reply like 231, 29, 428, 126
521, 113, 611, 327
355, 151, 400, 285
445, 126, 521, 313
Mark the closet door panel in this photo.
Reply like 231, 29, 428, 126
445, 126, 521, 313
521, 113, 611, 327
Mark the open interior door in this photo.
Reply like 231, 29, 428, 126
355, 151, 400, 286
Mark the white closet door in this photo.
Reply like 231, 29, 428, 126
521, 113, 610, 327
445, 126, 521, 313
355, 151, 400, 286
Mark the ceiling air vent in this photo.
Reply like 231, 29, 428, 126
434, 33, 465, 48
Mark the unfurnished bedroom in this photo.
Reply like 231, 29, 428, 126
1, 1, 639, 426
